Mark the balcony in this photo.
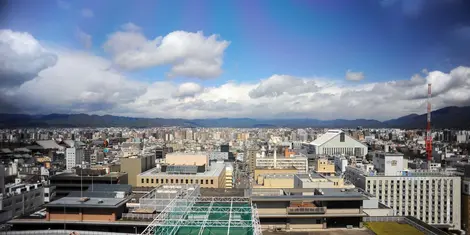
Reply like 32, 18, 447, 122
287, 206, 327, 214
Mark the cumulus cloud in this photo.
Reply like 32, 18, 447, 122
103, 23, 230, 79
76, 28, 92, 49
249, 75, 319, 98
173, 82, 203, 98
81, 8, 94, 18
0, 29, 57, 87
2, 29, 470, 120
345, 70, 365, 81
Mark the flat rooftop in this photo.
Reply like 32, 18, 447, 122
139, 162, 225, 177
46, 196, 129, 209
249, 188, 368, 201
364, 222, 424, 235
50, 172, 127, 179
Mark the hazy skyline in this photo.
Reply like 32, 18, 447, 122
1, 0, 470, 120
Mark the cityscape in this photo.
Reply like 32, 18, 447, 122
1, 0, 470, 235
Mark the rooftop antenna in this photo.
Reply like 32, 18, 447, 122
426, 83, 433, 170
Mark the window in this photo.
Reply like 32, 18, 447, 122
151, 179, 154, 184
146, 178, 149, 184
171, 179, 174, 184
210, 180, 214, 185
186, 179, 189, 184
156, 178, 159, 184
340, 133, 345, 142
141, 178, 144, 183
176, 179, 179, 183
206, 180, 209, 184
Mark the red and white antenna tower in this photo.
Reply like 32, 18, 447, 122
426, 83, 432, 169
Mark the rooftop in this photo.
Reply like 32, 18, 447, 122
310, 130, 343, 146
139, 162, 225, 177
46, 196, 129, 209
364, 222, 424, 235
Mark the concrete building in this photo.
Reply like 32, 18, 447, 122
309, 129, 368, 157
49, 172, 128, 197
225, 163, 233, 188
65, 147, 85, 170
45, 196, 129, 222
345, 152, 461, 229
313, 158, 335, 176
0, 182, 45, 221
256, 148, 308, 172
249, 187, 377, 230
137, 158, 226, 188
120, 154, 156, 186
334, 155, 349, 174
245, 147, 258, 174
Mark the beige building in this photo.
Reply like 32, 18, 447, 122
255, 174, 295, 188
314, 158, 335, 176
165, 153, 209, 167
254, 168, 298, 182
137, 162, 226, 188
120, 154, 156, 186
225, 164, 233, 189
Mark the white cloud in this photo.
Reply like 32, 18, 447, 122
76, 28, 92, 49
81, 8, 94, 18
121, 23, 141, 32
173, 82, 203, 98
0, 29, 57, 87
1, 29, 470, 120
103, 23, 230, 79
345, 70, 365, 81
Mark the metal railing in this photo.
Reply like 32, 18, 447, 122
287, 207, 326, 214
121, 213, 157, 221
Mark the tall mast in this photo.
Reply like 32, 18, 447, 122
426, 83, 432, 169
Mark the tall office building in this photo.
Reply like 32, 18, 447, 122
66, 147, 85, 170
345, 152, 461, 229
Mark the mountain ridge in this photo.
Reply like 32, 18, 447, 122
1, 106, 469, 129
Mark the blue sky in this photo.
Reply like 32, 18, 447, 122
1, 0, 470, 119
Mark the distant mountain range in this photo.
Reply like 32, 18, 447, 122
1, 106, 469, 129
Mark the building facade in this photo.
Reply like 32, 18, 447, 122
309, 130, 368, 157
345, 166, 461, 229
66, 147, 84, 170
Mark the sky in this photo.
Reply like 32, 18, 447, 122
1, 0, 470, 120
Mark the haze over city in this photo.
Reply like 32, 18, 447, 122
1, 0, 470, 121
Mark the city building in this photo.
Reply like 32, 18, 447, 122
137, 162, 226, 188
65, 146, 85, 170
225, 163, 233, 188
345, 152, 461, 229
0, 181, 45, 221
136, 153, 226, 188
313, 158, 335, 176
49, 171, 128, 197
120, 153, 156, 186
248, 187, 377, 230
45, 196, 129, 222
334, 155, 349, 174
309, 129, 368, 157
256, 148, 308, 172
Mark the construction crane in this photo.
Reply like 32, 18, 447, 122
426, 83, 433, 170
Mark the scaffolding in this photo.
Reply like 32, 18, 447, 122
140, 185, 262, 235
139, 184, 200, 212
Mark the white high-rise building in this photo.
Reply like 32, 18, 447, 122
345, 152, 461, 229
66, 147, 84, 170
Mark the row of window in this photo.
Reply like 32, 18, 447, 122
141, 178, 214, 185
